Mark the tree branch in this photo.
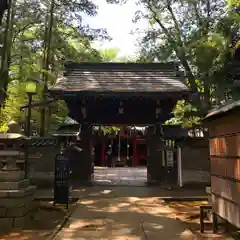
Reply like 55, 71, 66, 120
146, 0, 199, 95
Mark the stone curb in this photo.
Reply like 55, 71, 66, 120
46, 202, 78, 240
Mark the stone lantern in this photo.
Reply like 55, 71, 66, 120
0, 124, 37, 231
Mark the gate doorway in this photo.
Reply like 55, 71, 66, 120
93, 126, 147, 168
93, 126, 148, 186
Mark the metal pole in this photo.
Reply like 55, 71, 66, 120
24, 93, 32, 179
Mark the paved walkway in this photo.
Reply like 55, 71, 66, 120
53, 187, 193, 240
94, 167, 147, 186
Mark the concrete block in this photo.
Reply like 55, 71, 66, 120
0, 218, 13, 230
6, 197, 38, 218
6, 205, 28, 218
0, 207, 6, 217
0, 179, 29, 190
0, 191, 9, 198
0, 186, 36, 198
0, 194, 35, 208
13, 216, 25, 229
0, 171, 24, 182
182, 170, 210, 184
8, 186, 36, 198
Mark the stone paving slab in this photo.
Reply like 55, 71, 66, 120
94, 167, 147, 186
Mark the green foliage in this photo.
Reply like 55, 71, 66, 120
0, 0, 120, 133
165, 100, 200, 127
99, 126, 120, 135
136, 0, 240, 126
99, 48, 120, 62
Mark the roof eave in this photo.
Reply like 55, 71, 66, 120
49, 88, 190, 98
203, 100, 240, 122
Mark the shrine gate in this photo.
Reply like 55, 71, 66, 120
49, 62, 190, 185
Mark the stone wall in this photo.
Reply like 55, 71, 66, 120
23, 135, 210, 188
180, 137, 210, 186
28, 146, 59, 188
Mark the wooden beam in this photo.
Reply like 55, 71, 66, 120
20, 99, 56, 110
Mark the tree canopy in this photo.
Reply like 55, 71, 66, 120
0, 0, 126, 132
135, 0, 240, 126
0, 0, 239, 131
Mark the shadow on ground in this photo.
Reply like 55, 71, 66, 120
38, 185, 207, 199
54, 187, 203, 240
0, 201, 75, 240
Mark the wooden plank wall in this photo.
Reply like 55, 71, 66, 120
209, 112, 240, 228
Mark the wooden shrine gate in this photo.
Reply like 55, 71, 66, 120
49, 62, 190, 186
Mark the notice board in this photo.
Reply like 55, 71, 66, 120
54, 153, 70, 207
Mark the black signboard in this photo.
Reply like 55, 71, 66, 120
54, 153, 70, 208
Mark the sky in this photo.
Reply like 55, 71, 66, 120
83, 0, 149, 58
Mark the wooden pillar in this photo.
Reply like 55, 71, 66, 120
78, 123, 93, 185
146, 125, 164, 185
101, 142, 105, 166
132, 134, 137, 166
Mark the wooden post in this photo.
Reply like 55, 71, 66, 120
212, 212, 218, 233
132, 134, 137, 166
79, 123, 93, 185
101, 142, 105, 166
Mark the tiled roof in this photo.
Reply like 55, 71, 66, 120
204, 100, 240, 120
51, 62, 189, 93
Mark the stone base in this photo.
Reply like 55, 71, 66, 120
182, 170, 210, 185
0, 170, 37, 232
0, 208, 36, 231
146, 179, 162, 186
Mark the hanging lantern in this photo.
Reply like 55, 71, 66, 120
156, 108, 161, 118
81, 99, 87, 119
81, 107, 86, 119
119, 101, 124, 114
156, 99, 161, 118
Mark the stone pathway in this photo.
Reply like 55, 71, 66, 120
94, 167, 147, 186
53, 187, 191, 240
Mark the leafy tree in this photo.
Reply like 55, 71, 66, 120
99, 47, 120, 62
0, 0, 8, 25
134, 0, 240, 126
0, 0, 114, 132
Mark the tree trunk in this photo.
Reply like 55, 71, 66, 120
0, 0, 8, 25
0, 0, 14, 108
40, 0, 55, 136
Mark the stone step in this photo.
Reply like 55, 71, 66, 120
0, 185, 36, 198
0, 193, 36, 208
0, 171, 24, 182
0, 179, 29, 190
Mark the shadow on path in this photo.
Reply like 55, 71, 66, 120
54, 187, 195, 240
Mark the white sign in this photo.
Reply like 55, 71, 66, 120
166, 150, 174, 167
